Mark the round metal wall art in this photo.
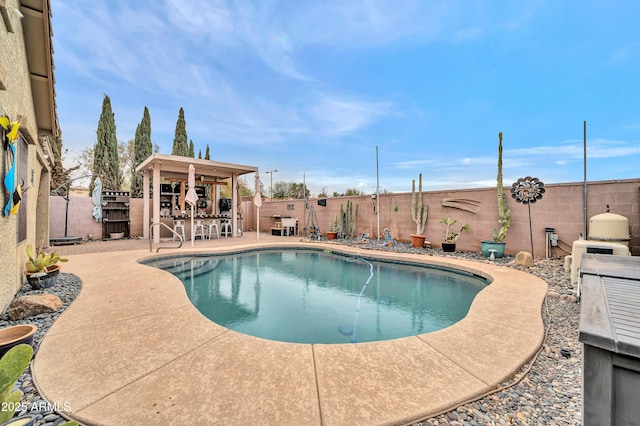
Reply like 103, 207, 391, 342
511, 176, 545, 204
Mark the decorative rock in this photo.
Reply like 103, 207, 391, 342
515, 251, 534, 267
7, 295, 63, 320
42, 413, 60, 422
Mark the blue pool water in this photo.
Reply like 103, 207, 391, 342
143, 249, 489, 344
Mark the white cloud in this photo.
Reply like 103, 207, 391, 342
165, 0, 234, 36
607, 42, 640, 66
509, 139, 640, 160
308, 96, 393, 135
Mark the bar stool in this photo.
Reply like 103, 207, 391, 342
172, 219, 186, 242
193, 219, 206, 240
206, 218, 219, 240
220, 217, 232, 238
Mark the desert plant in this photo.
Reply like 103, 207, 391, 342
24, 244, 68, 274
339, 200, 358, 238
410, 173, 428, 235
0, 344, 33, 424
328, 215, 339, 232
440, 216, 471, 243
492, 132, 511, 242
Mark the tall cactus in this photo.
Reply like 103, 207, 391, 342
352, 202, 358, 238
411, 173, 428, 235
339, 200, 358, 238
493, 132, 511, 242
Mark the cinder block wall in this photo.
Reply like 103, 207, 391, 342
49, 178, 640, 257
50, 196, 103, 241
254, 178, 640, 257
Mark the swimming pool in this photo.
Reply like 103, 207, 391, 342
144, 249, 489, 344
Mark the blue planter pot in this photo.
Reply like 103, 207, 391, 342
25, 265, 60, 290
481, 240, 505, 258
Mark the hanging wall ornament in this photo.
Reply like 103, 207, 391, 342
1, 116, 21, 216
510, 176, 545, 261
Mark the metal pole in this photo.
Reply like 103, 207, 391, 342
583, 120, 587, 238
265, 170, 277, 200
528, 203, 534, 261
376, 146, 380, 244
63, 182, 71, 237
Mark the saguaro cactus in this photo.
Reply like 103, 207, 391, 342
411, 173, 428, 235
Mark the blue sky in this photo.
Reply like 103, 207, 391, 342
51, 0, 640, 195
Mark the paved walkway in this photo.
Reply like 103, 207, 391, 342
34, 234, 548, 425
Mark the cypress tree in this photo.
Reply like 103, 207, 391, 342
131, 106, 152, 198
205, 144, 210, 160
50, 131, 79, 196
189, 139, 195, 158
172, 107, 189, 157
91, 94, 120, 192
198, 149, 202, 159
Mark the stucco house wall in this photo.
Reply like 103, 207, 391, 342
0, 0, 57, 313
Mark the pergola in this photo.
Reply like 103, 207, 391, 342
135, 154, 258, 243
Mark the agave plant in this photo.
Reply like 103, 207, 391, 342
25, 244, 68, 274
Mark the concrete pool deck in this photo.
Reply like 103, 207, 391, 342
32, 234, 548, 425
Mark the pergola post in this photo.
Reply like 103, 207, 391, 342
231, 174, 237, 237
152, 163, 161, 244
143, 171, 150, 239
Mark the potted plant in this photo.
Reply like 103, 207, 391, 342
24, 244, 68, 289
440, 216, 470, 252
0, 325, 37, 359
410, 173, 429, 248
327, 215, 339, 240
481, 132, 511, 258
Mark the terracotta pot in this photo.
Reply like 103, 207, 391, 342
326, 231, 338, 240
24, 264, 61, 290
0, 324, 37, 358
410, 234, 426, 248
